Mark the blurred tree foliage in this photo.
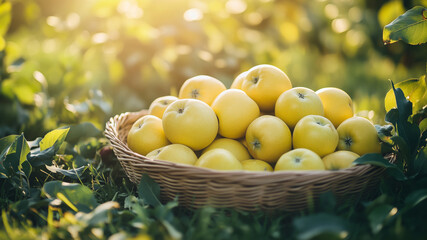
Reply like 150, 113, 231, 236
0, 0, 426, 139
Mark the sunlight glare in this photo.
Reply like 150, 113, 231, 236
389, 207, 398, 217
332, 18, 350, 33
226, 0, 247, 14
346, 30, 365, 47
215, 58, 227, 68
66, 13, 80, 29
176, 45, 192, 55
46, 16, 61, 28
184, 8, 203, 21
117, 0, 143, 19
349, 7, 363, 22
198, 50, 213, 62
325, 4, 339, 19
244, 12, 263, 26
92, 33, 109, 44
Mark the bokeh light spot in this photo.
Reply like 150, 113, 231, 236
325, 4, 339, 19
184, 8, 203, 21
226, 0, 247, 14
332, 18, 350, 33
117, 0, 143, 19
244, 12, 263, 26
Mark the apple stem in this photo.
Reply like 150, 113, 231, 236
252, 76, 259, 84
178, 108, 184, 114
344, 137, 352, 147
298, 93, 305, 99
191, 89, 200, 98
251, 139, 261, 150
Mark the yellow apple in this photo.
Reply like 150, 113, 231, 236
337, 116, 381, 155
275, 148, 325, 171
292, 115, 339, 157
316, 87, 354, 128
162, 99, 218, 151
275, 87, 324, 129
195, 149, 243, 171
230, 71, 247, 89
127, 115, 170, 156
146, 144, 198, 165
245, 115, 292, 164
178, 75, 226, 105
240, 64, 292, 112
241, 159, 273, 172
148, 96, 178, 119
201, 138, 251, 161
322, 150, 360, 170
211, 89, 260, 139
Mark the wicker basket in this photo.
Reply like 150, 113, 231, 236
105, 110, 386, 211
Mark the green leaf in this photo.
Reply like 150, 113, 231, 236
414, 150, 426, 176
383, 6, 427, 45
42, 181, 98, 213
367, 204, 395, 234
0, 136, 19, 178
390, 82, 420, 157
39, 128, 70, 151
21, 160, 32, 179
75, 201, 120, 226
27, 146, 56, 167
3, 134, 30, 175
293, 213, 348, 240
353, 153, 407, 181
385, 76, 427, 113
0, 2, 11, 36
138, 174, 162, 207
385, 108, 399, 126
404, 189, 427, 210
65, 122, 102, 145
376, 124, 394, 144
0, 135, 18, 161
45, 164, 88, 179
391, 136, 411, 159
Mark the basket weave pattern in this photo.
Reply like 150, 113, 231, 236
105, 110, 385, 211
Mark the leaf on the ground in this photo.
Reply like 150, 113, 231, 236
76, 201, 120, 226
383, 6, 427, 45
404, 189, 427, 210
138, 174, 162, 207
39, 128, 70, 151
293, 213, 348, 240
46, 165, 88, 179
27, 146, 56, 167
42, 181, 98, 213
3, 134, 30, 175
367, 204, 395, 234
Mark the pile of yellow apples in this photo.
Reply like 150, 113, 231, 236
127, 64, 381, 172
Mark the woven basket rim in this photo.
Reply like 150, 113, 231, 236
105, 111, 379, 180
